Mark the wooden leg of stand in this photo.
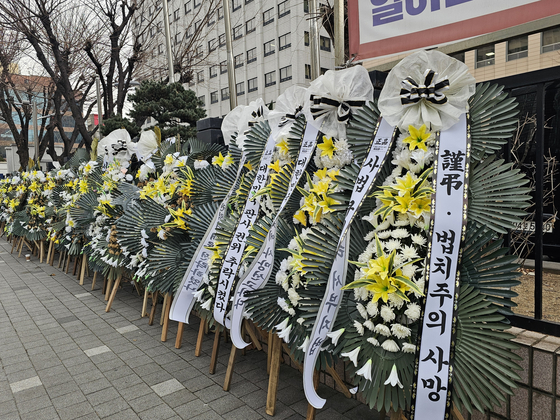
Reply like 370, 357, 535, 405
105, 275, 122, 312
305, 370, 320, 420
105, 277, 113, 301
266, 334, 282, 416
325, 365, 352, 398
209, 327, 221, 374
267, 331, 273, 375
46, 240, 53, 265
175, 322, 184, 349
389, 408, 407, 420
39, 240, 44, 263
102, 276, 107, 294
18, 237, 24, 257
161, 294, 172, 342
148, 291, 159, 325
451, 403, 465, 420
223, 342, 237, 391
65, 255, 71, 273
79, 255, 87, 285
57, 250, 63, 268
73, 255, 79, 276
160, 293, 170, 326
245, 321, 262, 351
195, 318, 205, 357
91, 271, 98, 290
141, 289, 149, 317
133, 280, 141, 296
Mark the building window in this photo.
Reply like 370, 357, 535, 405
174, 8, 180, 21
263, 8, 274, 25
174, 32, 182, 45
210, 65, 218, 78
507, 35, 528, 61
279, 33, 291, 50
246, 17, 255, 34
185, 27, 192, 38
220, 60, 228, 74
304, 0, 309, 13
211, 91, 218, 104
476, 44, 495, 68
264, 40, 275, 57
208, 38, 217, 52
245, 0, 254, 3
184, 1, 191, 14
542, 27, 560, 53
218, 6, 223, 19
265, 71, 275, 87
208, 10, 216, 26
233, 24, 243, 40
195, 45, 203, 58
198, 95, 205, 107
304, 31, 309, 46
219, 33, 226, 47
320, 36, 331, 52
221, 87, 230, 100
234, 53, 244, 68
305, 64, 311, 79
232, 0, 241, 11
194, 0, 201, 7
278, 0, 290, 18
449, 52, 465, 63
320, 67, 328, 75
248, 77, 257, 93
236, 81, 245, 96
280, 65, 292, 83
247, 47, 257, 64
197, 71, 204, 83
195, 20, 201, 31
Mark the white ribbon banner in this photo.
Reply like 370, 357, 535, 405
213, 133, 277, 326
170, 154, 247, 324
304, 117, 396, 409
230, 123, 320, 349
411, 114, 469, 420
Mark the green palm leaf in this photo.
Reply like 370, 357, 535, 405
346, 101, 381, 163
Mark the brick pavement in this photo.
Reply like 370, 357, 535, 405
0, 240, 383, 420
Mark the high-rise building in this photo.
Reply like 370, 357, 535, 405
133, 0, 335, 117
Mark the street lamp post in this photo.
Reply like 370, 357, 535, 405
162, 0, 175, 84
96, 77, 103, 140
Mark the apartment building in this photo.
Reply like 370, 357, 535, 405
134, 0, 335, 117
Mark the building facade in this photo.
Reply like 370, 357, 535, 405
134, 0, 335, 118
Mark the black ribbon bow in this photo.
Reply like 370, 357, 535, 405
309, 94, 365, 123
400, 69, 449, 106
244, 106, 266, 135
278, 105, 303, 127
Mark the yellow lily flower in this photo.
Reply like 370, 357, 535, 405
244, 161, 254, 171
293, 210, 307, 226
212, 152, 225, 166
269, 160, 281, 173
317, 136, 336, 159
276, 138, 289, 154
318, 194, 340, 214
403, 124, 430, 152
366, 275, 397, 303
394, 192, 413, 213
394, 172, 418, 196
310, 180, 330, 195
410, 197, 431, 216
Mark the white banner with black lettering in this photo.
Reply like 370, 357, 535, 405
411, 114, 469, 420
170, 154, 247, 324
230, 123, 320, 348
304, 117, 396, 409
213, 133, 277, 326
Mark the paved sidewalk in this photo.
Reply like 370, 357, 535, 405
0, 241, 381, 420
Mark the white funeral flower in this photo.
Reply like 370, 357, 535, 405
194, 160, 210, 170
381, 339, 400, 353
401, 245, 419, 260
402, 343, 416, 354
404, 303, 421, 321
275, 317, 289, 332
287, 288, 301, 307
201, 298, 212, 311
391, 323, 412, 339
391, 228, 409, 239
356, 359, 373, 381
385, 239, 401, 252
193, 288, 205, 302
401, 264, 417, 278
353, 320, 365, 336
367, 337, 380, 347
277, 323, 292, 343
411, 233, 427, 246
326, 328, 345, 347
356, 303, 368, 320
374, 324, 391, 337
384, 364, 403, 388
366, 300, 378, 317
158, 229, 167, 240
363, 320, 375, 331
298, 336, 310, 353
380, 305, 396, 323
341, 346, 361, 368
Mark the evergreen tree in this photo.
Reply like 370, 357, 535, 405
128, 81, 206, 140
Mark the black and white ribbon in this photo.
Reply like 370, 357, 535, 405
230, 123, 320, 349
169, 154, 247, 324
304, 118, 396, 409
411, 114, 470, 420
310, 94, 366, 123
278, 105, 304, 127
400, 69, 449, 107
213, 132, 277, 326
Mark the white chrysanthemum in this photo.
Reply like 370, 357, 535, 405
401, 245, 419, 260
380, 305, 396, 323
366, 300, 378, 317
354, 320, 365, 336
401, 263, 417, 278
356, 303, 368, 320
367, 337, 380, 346
363, 320, 375, 331
391, 228, 409, 239
404, 302, 421, 321
354, 287, 369, 301
374, 324, 391, 337
411, 234, 427, 246
402, 343, 416, 354
391, 323, 411, 339
287, 288, 301, 307
381, 339, 400, 353
377, 230, 392, 240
